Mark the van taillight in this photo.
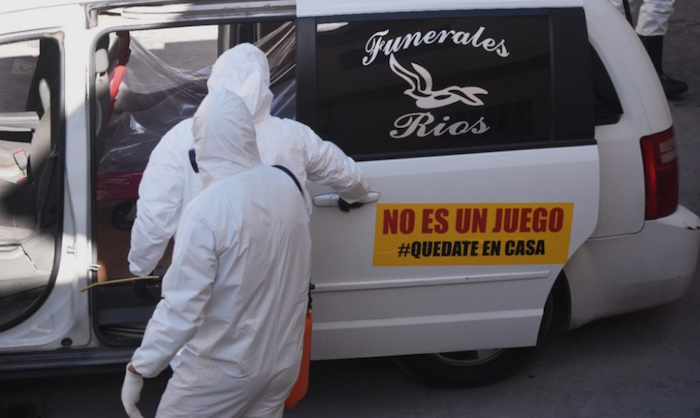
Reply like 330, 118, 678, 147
640, 126, 679, 220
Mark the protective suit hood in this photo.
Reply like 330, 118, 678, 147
207, 43, 274, 124
193, 90, 260, 187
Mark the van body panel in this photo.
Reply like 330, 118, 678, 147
0, 5, 84, 37
307, 145, 599, 359
585, 0, 673, 238
566, 205, 700, 329
585, 0, 672, 135
591, 121, 647, 237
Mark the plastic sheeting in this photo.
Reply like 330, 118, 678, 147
97, 22, 296, 202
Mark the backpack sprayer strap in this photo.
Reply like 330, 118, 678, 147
273, 165, 303, 197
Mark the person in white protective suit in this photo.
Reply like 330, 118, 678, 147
128, 43, 369, 278
121, 89, 312, 418
609, 0, 688, 97
126, 118, 202, 277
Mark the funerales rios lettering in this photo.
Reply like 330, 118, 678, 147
362, 26, 510, 140
362, 27, 510, 66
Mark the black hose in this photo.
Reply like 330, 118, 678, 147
623, 0, 634, 26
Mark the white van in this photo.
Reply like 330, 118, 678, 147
0, 0, 698, 388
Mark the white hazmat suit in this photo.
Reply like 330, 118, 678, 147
126, 89, 312, 418
128, 43, 369, 277
127, 118, 201, 277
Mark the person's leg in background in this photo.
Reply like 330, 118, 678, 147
610, 0, 688, 97
637, 0, 688, 97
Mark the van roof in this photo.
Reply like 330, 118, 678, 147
0, 0, 172, 15
297, 0, 584, 17
0, 0, 585, 17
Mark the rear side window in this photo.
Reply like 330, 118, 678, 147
297, 9, 595, 160
591, 45, 623, 125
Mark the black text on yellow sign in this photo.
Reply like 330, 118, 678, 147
373, 203, 574, 266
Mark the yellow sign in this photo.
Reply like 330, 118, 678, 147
373, 203, 573, 266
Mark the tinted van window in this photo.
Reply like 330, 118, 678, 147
591, 45, 623, 126
314, 16, 551, 158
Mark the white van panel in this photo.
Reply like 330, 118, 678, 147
591, 121, 647, 237
585, 0, 673, 238
566, 206, 700, 329
0, 5, 83, 37
308, 145, 599, 359
585, 0, 671, 134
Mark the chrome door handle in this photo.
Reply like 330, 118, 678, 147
313, 191, 381, 207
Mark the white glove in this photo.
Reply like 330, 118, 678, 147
121, 363, 145, 418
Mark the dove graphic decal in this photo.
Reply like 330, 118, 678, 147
389, 53, 488, 109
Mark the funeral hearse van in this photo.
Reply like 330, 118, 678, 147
0, 0, 698, 388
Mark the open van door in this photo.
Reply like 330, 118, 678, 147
296, 2, 600, 386
0, 5, 90, 357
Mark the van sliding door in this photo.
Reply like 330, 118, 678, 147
296, 8, 600, 360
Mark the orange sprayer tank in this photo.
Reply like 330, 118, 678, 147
284, 308, 312, 409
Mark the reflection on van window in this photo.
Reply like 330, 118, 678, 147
0, 38, 61, 330
317, 22, 349, 32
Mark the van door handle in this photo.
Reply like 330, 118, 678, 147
313, 192, 381, 207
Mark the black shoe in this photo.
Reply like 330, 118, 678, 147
639, 35, 689, 98
659, 73, 689, 98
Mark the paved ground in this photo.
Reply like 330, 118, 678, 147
2, 4, 700, 418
